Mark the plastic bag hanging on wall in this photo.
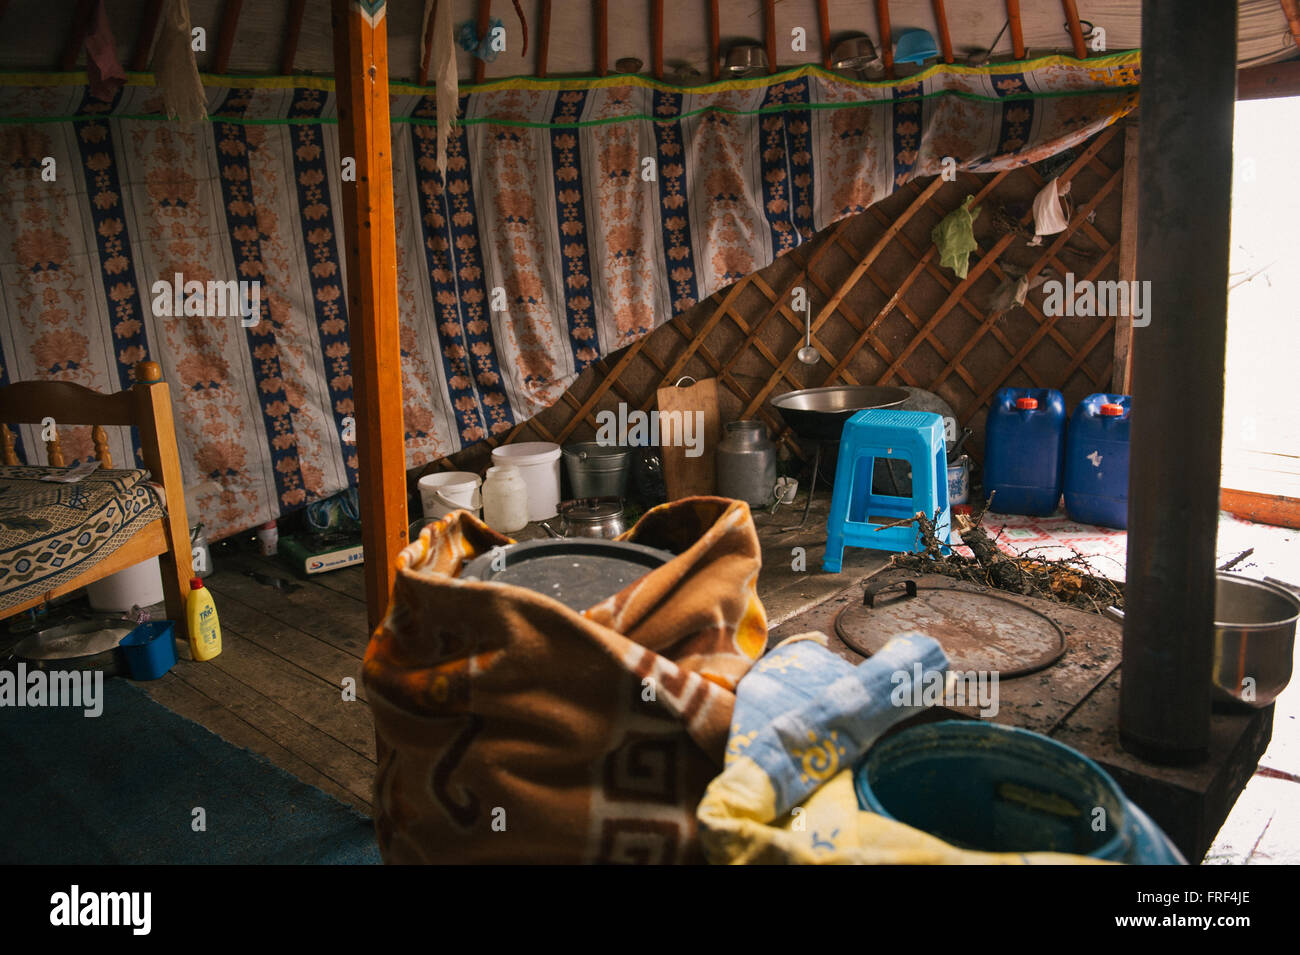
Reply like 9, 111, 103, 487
932, 196, 981, 279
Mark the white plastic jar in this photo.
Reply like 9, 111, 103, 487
481, 464, 529, 533
490, 442, 561, 521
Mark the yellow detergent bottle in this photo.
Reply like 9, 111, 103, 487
186, 577, 222, 661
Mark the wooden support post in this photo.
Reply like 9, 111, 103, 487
331, 0, 408, 633
1111, 124, 1139, 394
875, 0, 894, 78
1007, 0, 1026, 59
1061, 0, 1088, 58
1121, 0, 1237, 765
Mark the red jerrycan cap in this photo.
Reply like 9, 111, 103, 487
1015, 397, 1038, 410
1099, 403, 1124, 416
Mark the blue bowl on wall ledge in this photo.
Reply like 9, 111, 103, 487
854, 720, 1185, 864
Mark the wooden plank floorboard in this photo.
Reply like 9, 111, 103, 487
203, 630, 377, 761
295, 560, 369, 603
205, 592, 369, 699
141, 671, 372, 814
163, 659, 376, 808
204, 556, 372, 658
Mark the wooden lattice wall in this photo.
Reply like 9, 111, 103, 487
429, 121, 1133, 479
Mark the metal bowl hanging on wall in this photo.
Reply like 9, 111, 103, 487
831, 36, 885, 78
724, 43, 768, 76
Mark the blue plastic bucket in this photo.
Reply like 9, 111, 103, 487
855, 721, 1183, 862
119, 620, 177, 681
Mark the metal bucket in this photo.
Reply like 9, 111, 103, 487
1212, 573, 1299, 708
562, 442, 631, 499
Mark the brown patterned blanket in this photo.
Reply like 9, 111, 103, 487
0, 466, 161, 613
364, 497, 766, 864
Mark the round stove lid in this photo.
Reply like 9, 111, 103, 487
834, 579, 1066, 678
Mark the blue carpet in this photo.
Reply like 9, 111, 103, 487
0, 677, 380, 864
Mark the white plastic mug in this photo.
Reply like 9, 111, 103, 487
418, 471, 482, 520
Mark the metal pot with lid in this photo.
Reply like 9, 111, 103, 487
547, 497, 627, 539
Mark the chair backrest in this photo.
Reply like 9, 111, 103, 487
0, 360, 162, 468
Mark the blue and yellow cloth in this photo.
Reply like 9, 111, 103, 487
697, 631, 1104, 864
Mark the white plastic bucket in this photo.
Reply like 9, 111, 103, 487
491, 442, 562, 521
418, 471, 482, 520
86, 557, 165, 611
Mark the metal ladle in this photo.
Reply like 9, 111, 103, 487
797, 306, 819, 364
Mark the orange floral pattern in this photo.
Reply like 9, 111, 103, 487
0, 60, 1136, 540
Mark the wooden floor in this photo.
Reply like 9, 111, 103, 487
138, 500, 886, 818
140, 540, 377, 814
132, 502, 1298, 862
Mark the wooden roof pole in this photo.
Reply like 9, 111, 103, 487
875, 0, 894, 79
708, 0, 719, 80
1280, 0, 1300, 51
131, 0, 163, 71
1007, 0, 1026, 59
595, 0, 607, 76
281, 0, 307, 74
932, 0, 953, 63
61, 0, 93, 71
537, 0, 551, 76
763, 0, 777, 74
1111, 124, 1139, 394
474, 0, 492, 82
419, 0, 438, 86
652, 0, 664, 79
818, 0, 831, 68
330, 0, 407, 633
213, 0, 244, 74
1061, 0, 1088, 58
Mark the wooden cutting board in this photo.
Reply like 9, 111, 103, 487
657, 377, 721, 499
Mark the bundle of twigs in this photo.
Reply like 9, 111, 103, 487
883, 497, 1124, 614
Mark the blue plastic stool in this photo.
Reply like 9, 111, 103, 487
823, 409, 951, 572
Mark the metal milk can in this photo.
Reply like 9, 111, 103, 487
715, 420, 777, 508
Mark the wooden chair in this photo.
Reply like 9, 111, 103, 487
0, 360, 194, 638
